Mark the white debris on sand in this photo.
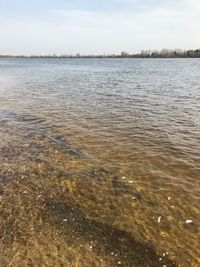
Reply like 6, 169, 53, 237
186, 220, 193, 224
168, 196, 171, 200
158, 216, 162, 223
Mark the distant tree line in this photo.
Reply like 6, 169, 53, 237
132, 49, 200, 58
0, 49, 200, 58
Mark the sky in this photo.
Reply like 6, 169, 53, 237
0, 0, 199, 55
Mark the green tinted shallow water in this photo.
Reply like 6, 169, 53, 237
0, 58, 199, 267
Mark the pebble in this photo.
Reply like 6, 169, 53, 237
117, 262, 122, 265
160, 231, 169, 237
168, 197, 171, 200
122, 176, 126, 180
63, 219, 68, 222
128, 180, 134, 184
158, 216, 162, 223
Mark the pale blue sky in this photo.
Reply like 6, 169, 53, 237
0, 0, 199, 55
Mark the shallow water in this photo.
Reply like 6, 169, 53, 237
0, 58, 199, 267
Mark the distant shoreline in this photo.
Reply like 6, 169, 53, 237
1, 49, 200, 59
0, 55, 200, 59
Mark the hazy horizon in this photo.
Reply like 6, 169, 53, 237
0, 0, 200, 55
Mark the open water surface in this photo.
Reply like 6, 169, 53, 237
0, 58, 199, 266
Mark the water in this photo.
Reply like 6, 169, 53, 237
0, 58, 199, 267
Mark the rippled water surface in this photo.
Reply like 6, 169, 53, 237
0, 58, 199, 267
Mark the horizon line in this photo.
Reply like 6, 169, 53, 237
0, 48, 200, 59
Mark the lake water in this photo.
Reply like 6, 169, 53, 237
0, 58, 199, 267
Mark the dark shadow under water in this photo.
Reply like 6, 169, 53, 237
45, 199, 177, 267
